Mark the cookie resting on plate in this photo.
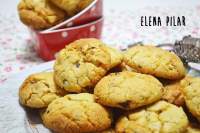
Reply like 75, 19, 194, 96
181, 76, 200, 122
123, 45, 186, 80
116, 62, 137, 72
54, 38, 122, 93
115, 101, 189, 133
95, 128, 115, 133
18, 0, 66, 30
19, 72, 66, 108
41, 93, 112, 133
94, 71, 163, 110
186, 124, 200, 133
162, 80, 185, 106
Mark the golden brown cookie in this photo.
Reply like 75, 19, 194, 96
94, 71, 163, 110
19, 72, 66, 108
78, 0, 94, 10
123, 45, 186, 80
18, 0, 66, 30
50, 0, 80, 16
116, 101, 189, 133
187, 124, 200, 133
181, 77, 200, 122
162, 80, 185, 106
115, 62, 137, 72
96, 128, 115, 133
41, 93, 112, 133
50, 0, 93, 16
116, 120, 151, 133
106, 47, 123, 69
54, 38, 122, 93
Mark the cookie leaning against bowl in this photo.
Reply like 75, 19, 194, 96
54, 38, 123, 93
50, 0, 93, 17
116, 101, 189, 133
19, 72, 66, 108
78, 0, 94, 10
94, 71, 163, 110
181, 76, 200, 122
18, 0, 66, 30
123, 45, 186, 80
41, 93, 112, 133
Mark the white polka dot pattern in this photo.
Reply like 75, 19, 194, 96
61, 32, 68, 38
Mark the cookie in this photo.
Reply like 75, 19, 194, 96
113, 62, 137, 72
94, 71, 163, 110
106, 47, 123, 69
162, 80, 185, 106
116, 101, 189, 133
116, 122, 152, 133
19, 72, 66, 108
96, 128, 115, 133
41, 93, 112, 133
50, 0, 80, 16
54, 38, 122, 93
187, 124, 200, 133
78, 0, 94, 10
50, 0, 93, 16
181, 77, 200, 122
123, 45, 186, 80
18, 0, 66, 30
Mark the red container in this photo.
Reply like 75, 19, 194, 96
29, 17, 104, 61
44, 0, 103, 32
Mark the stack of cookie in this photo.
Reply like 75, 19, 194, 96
17, 0, 93, 30
19, 38, 200, 133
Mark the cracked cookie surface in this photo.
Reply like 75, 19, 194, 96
50, 0, 93, 16
54, 39, 122, 93
19, 72, 66, 108
123, 45, 186, 80
94, 71, 163, 110
18, 0, 66, 30
41, 93, 112, 133
181, 77, 200, 122
162, 80, 185, 106
116, 101, 188, 133
50, 0, 80, 16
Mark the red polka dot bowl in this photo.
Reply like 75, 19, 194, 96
44, 0, 103, 32
29, 17, 104, 61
